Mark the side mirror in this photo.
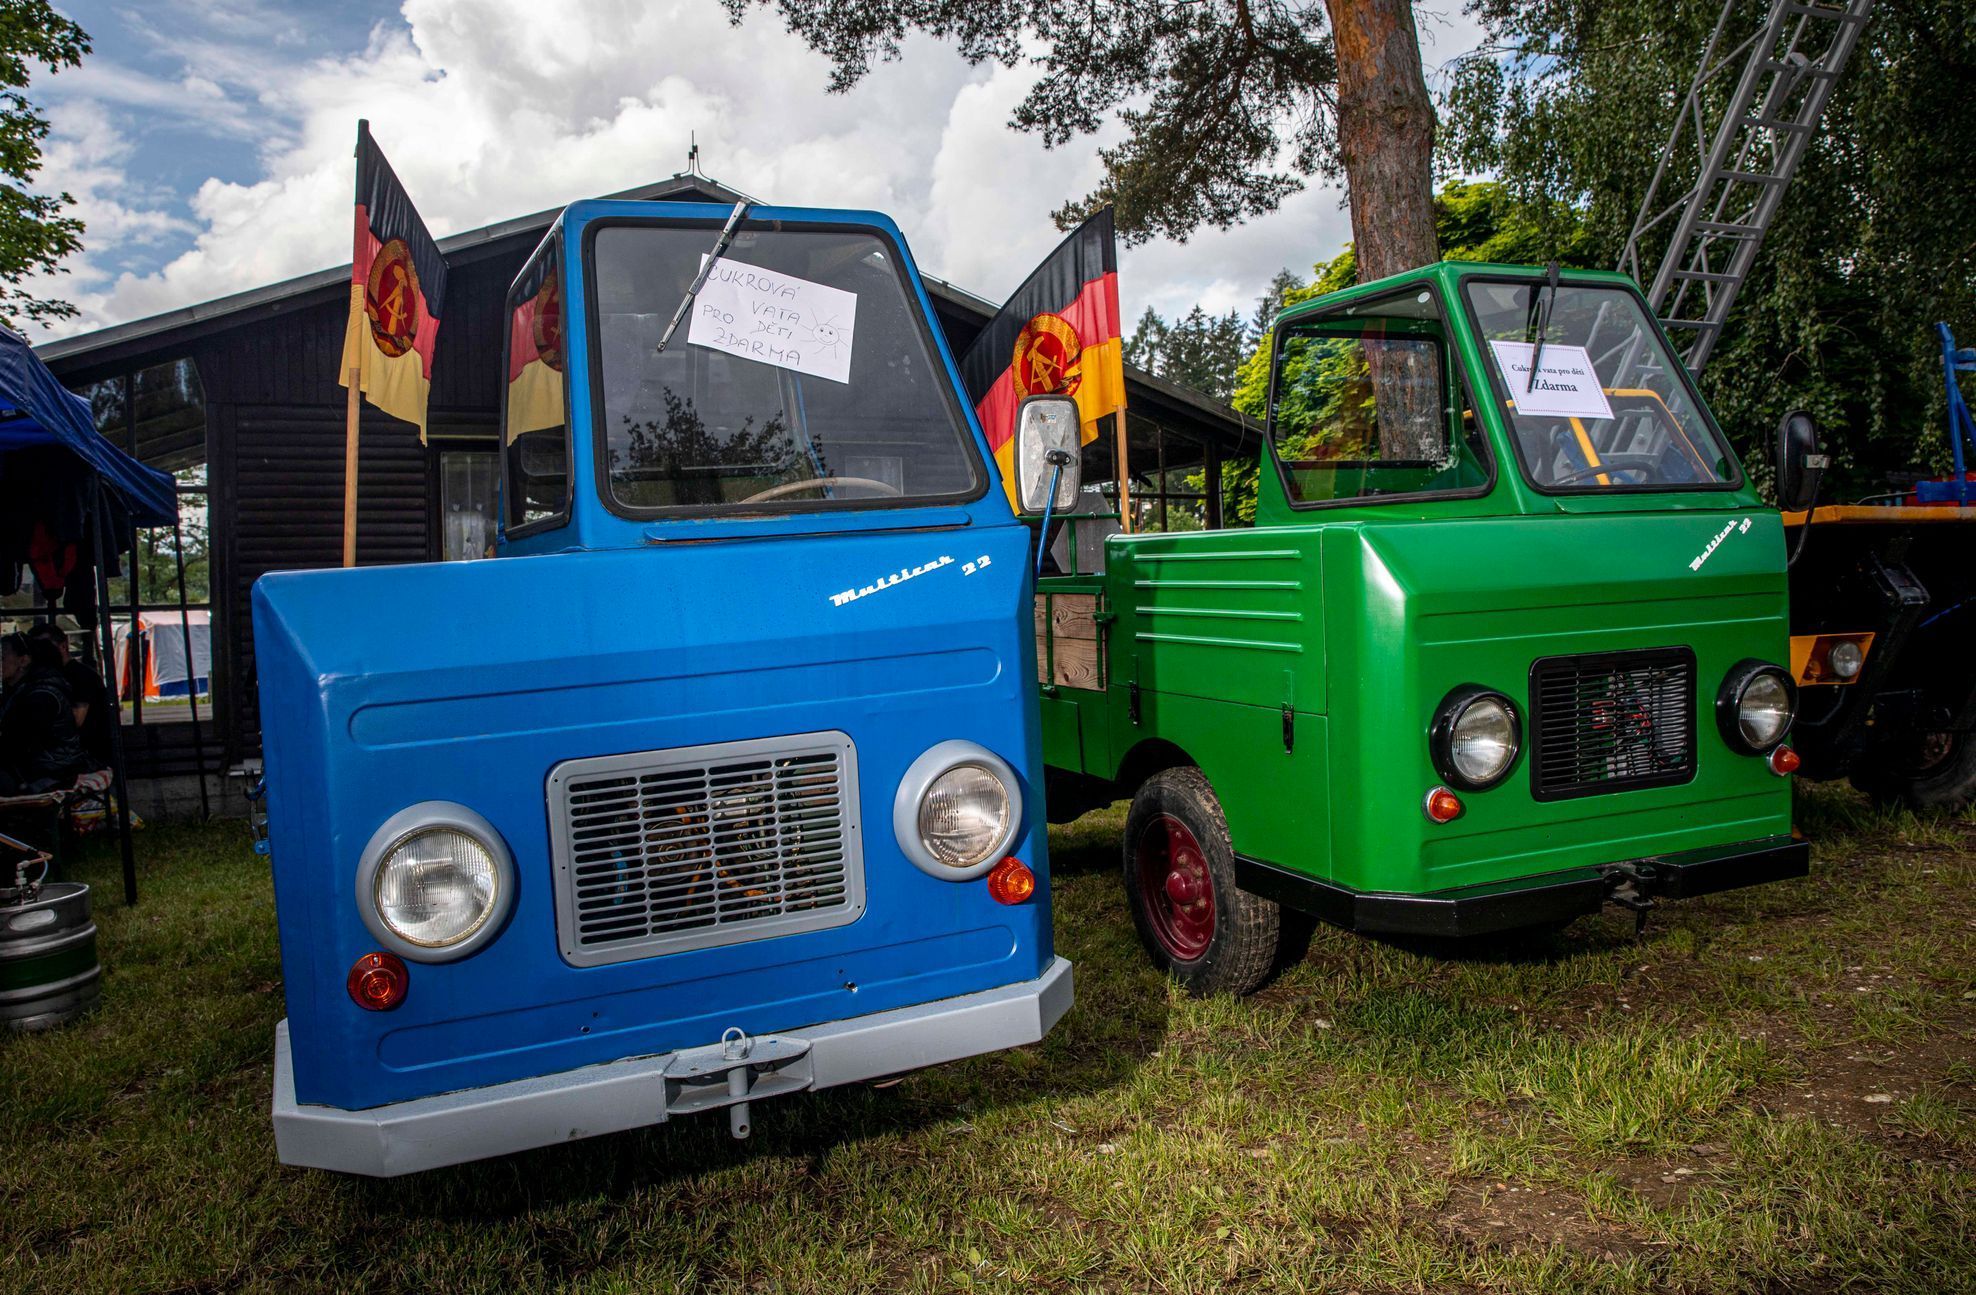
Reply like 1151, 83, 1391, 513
1774, 409, 1827, 513
1014, 395, 1082, 515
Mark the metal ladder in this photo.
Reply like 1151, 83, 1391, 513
1619, 0, 1874, 375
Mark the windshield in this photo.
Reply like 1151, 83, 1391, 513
1462, 279, 1738, 492
588, 222, 982, 514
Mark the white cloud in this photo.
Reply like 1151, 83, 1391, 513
30, 99, 198, 289
28, 0, 1487, 341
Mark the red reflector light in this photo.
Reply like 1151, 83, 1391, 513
987, 856, 1037, 905
1769, 745, 1801, 776
1424, 786, 1464, 824
347, 951, 409, 1011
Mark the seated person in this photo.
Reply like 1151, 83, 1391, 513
0, 631, 25, 711
0, 632, 95, 795
26, 622, 112, 768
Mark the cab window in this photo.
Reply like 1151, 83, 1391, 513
502, 234, 571, 532
1268, 288, 1490, 506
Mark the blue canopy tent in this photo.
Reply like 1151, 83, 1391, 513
1, 325, 183, 905
0, 328, 176, 527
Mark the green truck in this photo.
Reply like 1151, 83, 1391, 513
1029, 262, 1815, 994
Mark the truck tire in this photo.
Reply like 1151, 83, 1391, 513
1853, 732, 1976, 812
1122, 767, 1280, 997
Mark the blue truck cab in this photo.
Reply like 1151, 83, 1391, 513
253, 200, 1073, 1175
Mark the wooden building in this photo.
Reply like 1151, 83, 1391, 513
32, 174, 1249, 795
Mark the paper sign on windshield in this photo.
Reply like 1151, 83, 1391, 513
1488, 341, 1614, 421
687, 257, 858, 384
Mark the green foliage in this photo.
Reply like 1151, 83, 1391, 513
1123, 303, 1250, 401
1442, 0, 1976, 499
0, 0, 88, 328
723, 0, 1341, 244
128, 469, 210, 605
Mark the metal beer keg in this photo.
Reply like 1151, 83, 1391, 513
2, 836, 101, 1032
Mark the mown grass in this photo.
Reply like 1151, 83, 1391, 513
3, 783, 1972, 1294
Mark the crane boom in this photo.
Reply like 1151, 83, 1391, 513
1620, 0, 1874, 374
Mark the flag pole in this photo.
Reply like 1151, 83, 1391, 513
343, 120, 367, 569
342, 367, 360, 567
1113, 410, 1132, 533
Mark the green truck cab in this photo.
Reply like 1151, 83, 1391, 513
1033, 262, 1812, 994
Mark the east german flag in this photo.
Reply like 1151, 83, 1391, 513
958, 208, 1125, 509
340, 120, 448, 440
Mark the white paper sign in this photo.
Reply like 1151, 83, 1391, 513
687, 257, 858, 384
1487, 341, 1614, 420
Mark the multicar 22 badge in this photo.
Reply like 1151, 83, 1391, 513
253, 199, 1079, 1175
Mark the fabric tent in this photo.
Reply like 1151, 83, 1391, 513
0, 325, 185, 907
0, 326, 176, 529
115, 610, 212, 700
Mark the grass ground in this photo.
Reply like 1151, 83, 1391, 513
3, 785, 1973, 1294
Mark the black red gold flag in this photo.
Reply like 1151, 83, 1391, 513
339, 120, 449, 439
958, 209, 1126, 508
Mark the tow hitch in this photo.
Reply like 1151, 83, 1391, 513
1602, 863, 1659, 937
662, 1028, 815, 1140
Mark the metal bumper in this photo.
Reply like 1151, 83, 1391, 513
1235, 836, 1809, 939
273, 955, 1073, 1177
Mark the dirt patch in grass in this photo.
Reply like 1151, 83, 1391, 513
1602, 1141, 1736, 1209
1759, 1011, 1976, 1152
1435, 1178, 1654, 1261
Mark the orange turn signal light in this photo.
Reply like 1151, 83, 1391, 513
1423, 786, 1464, 824
347, 951, 409, 1011
987, 856, 1037, 905
1768, 745, 1801, 776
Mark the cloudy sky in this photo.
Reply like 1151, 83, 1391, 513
26, 0, 1485, 341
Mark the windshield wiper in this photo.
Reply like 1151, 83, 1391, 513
655, 200, 751, 355
1525, 259, 1561, 393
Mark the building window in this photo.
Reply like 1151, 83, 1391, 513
87, 359, 211, 727
1127, 414, 1215, 534
440, 451, 498, 560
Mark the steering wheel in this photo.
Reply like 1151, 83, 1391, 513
1547, 453, 1666, 487
737, 476, 904, 504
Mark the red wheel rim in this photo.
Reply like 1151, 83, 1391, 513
1134, 812, 1215, 962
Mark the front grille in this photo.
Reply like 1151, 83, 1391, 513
547, 732, 864, 966
1528, 648, 1697, 801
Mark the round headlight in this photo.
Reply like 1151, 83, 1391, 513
375, 829, 500, 947
1451, 697, 1518, 785
1431, 687, 1521, 790
357, 803, 514, 961
1827, 639, 1863, 680
894, 741, 1025, 880
1717, 661, 1795, 754
920, 764, 1012, 870
1736, 672, 1792, 749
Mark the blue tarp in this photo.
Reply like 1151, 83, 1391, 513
0, 326, 177, 528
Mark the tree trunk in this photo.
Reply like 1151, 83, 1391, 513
1323, 0, 1440, 282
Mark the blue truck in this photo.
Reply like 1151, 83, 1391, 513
253, 200, 1080, 1175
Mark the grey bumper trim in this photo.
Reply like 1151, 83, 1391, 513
272, 956, 1073, 1177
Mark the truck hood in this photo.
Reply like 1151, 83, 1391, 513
251, 520, 1047, 1110
1321, 508, 1792, 894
